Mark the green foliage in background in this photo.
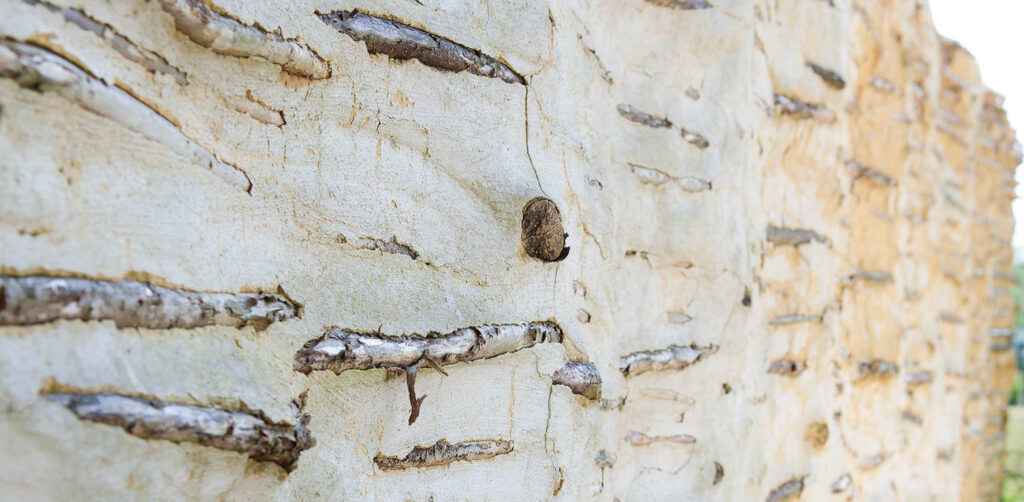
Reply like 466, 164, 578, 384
1015, 263, 1024, 327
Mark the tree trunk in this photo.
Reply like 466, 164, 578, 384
0, 0, 1017, 500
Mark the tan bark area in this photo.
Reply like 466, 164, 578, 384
0, 0, 1017, 499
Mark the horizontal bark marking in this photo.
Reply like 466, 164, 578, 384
767, 314, 822, 326
624, 431, 696, 446
352, 236, 419, 260
765, 226, 827, 246
643, 0, 712, 9
0, 275, 298, 330
831, 474, 852, 493
374, 439, 512, 470
294, 321, 563, 374
846, 160, 895, 187
229, 92, 284, 126
628, 163, 711, 193
806, 62, 845, 89
25, 0, 188, 84
905, 371, 933, 385
619, 343, 717, 376
767, 359, 805, 377
857, 359, 898, 380
44, 391, 314, 471
318, 10, 522, 84
0, 40, 251, 192
157, 0, 330, 79
639, 388, 695, 405
766, 477, 805, 502
551, 362, 601, 400
616, 104, 672, 128
773, 93, 834, 122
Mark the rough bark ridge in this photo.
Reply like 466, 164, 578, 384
0, 0, 1018, 500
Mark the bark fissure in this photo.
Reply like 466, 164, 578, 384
0, 275, 299, 330
156, 0, 330, 79
374, 439, 513, 470
44, 391, 314, 471
318, 10, 523, 84
619, 343, 718, 376
0, 40, 251, 192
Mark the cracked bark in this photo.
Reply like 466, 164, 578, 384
619, 344, 718, 376
25, 0, 188, 84
44, 391, 314, 471
156, 0, 330, 79
352, 236, 419, 260
295, 321, 562, 423
0, 275, 298, 330
551, 362, 601, 400
0, 40, 251, 192
318, 10, 522, 84
374, 439, 512, 470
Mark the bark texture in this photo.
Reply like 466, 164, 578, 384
0, 0, 1018, 499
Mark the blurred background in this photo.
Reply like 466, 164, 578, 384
930, 1, 1024, 498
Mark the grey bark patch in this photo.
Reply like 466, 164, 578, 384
0, 40, 251, 192
806, 62, 845, 89
765, 226, 827, 246
766, 477, 804, 502
619, 343, 717, 376
373, 439, 512, 470
318, 11, 522, 84
852, 269, 892, 283
905, 371, 933, 385
294, 321, 563, 374
767, 359, 805, 377
551, 362, 601, 400
773, 93, 834, 122
156, 0, 330, 79
624, 431, 696, 446
25, 0, 188, 84
521, 197, 569, 262
44, 391, 314, 471
0, 275, 299, 330
616, 104, 672, 128
767, 314, 822, 326
831, 473, 852, 493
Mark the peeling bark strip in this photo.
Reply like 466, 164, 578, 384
644, 0, 712, 9
807, 62, 845, 89
44, 392, 314, 471
0, 275, 298, 330
551, 362, 601, 400
0, 41, 251, 192
318, 11, 522, 84
766, 477, 804, 502
374, 439, 512, 470
628, 164, 711, 193
522, 197, 569, 262
619, 344, 717, 376
25, 0, 187, 84
625, 431, 696, 445
773, 93, 835, 122
617, 104, 672, 128
294, 321, 562, 374
156, 0, 329, 79
767, 359, 805, 377
765, 226, 826, 246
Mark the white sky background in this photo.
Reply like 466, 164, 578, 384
928, 0, 1024, 258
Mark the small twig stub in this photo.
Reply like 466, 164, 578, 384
551, 362, 602, 400
374, 439, 512, 470
522, 197, 569, 262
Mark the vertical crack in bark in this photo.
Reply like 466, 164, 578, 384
551, 362, 601, 400
619, 344, 718, 376
624, 431, 696, 446
0, 40, 252, 192
44, 390, 315, 471
24, 0, 188, 84
765, 226, 827, 246
317, 10, 523, 84
374, 439, 513, 470
766, 477, 805, 502
773, 93, 835, 122
628, 163, 711, 193
156, 0, 330, 79
0, 275, 299, 331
